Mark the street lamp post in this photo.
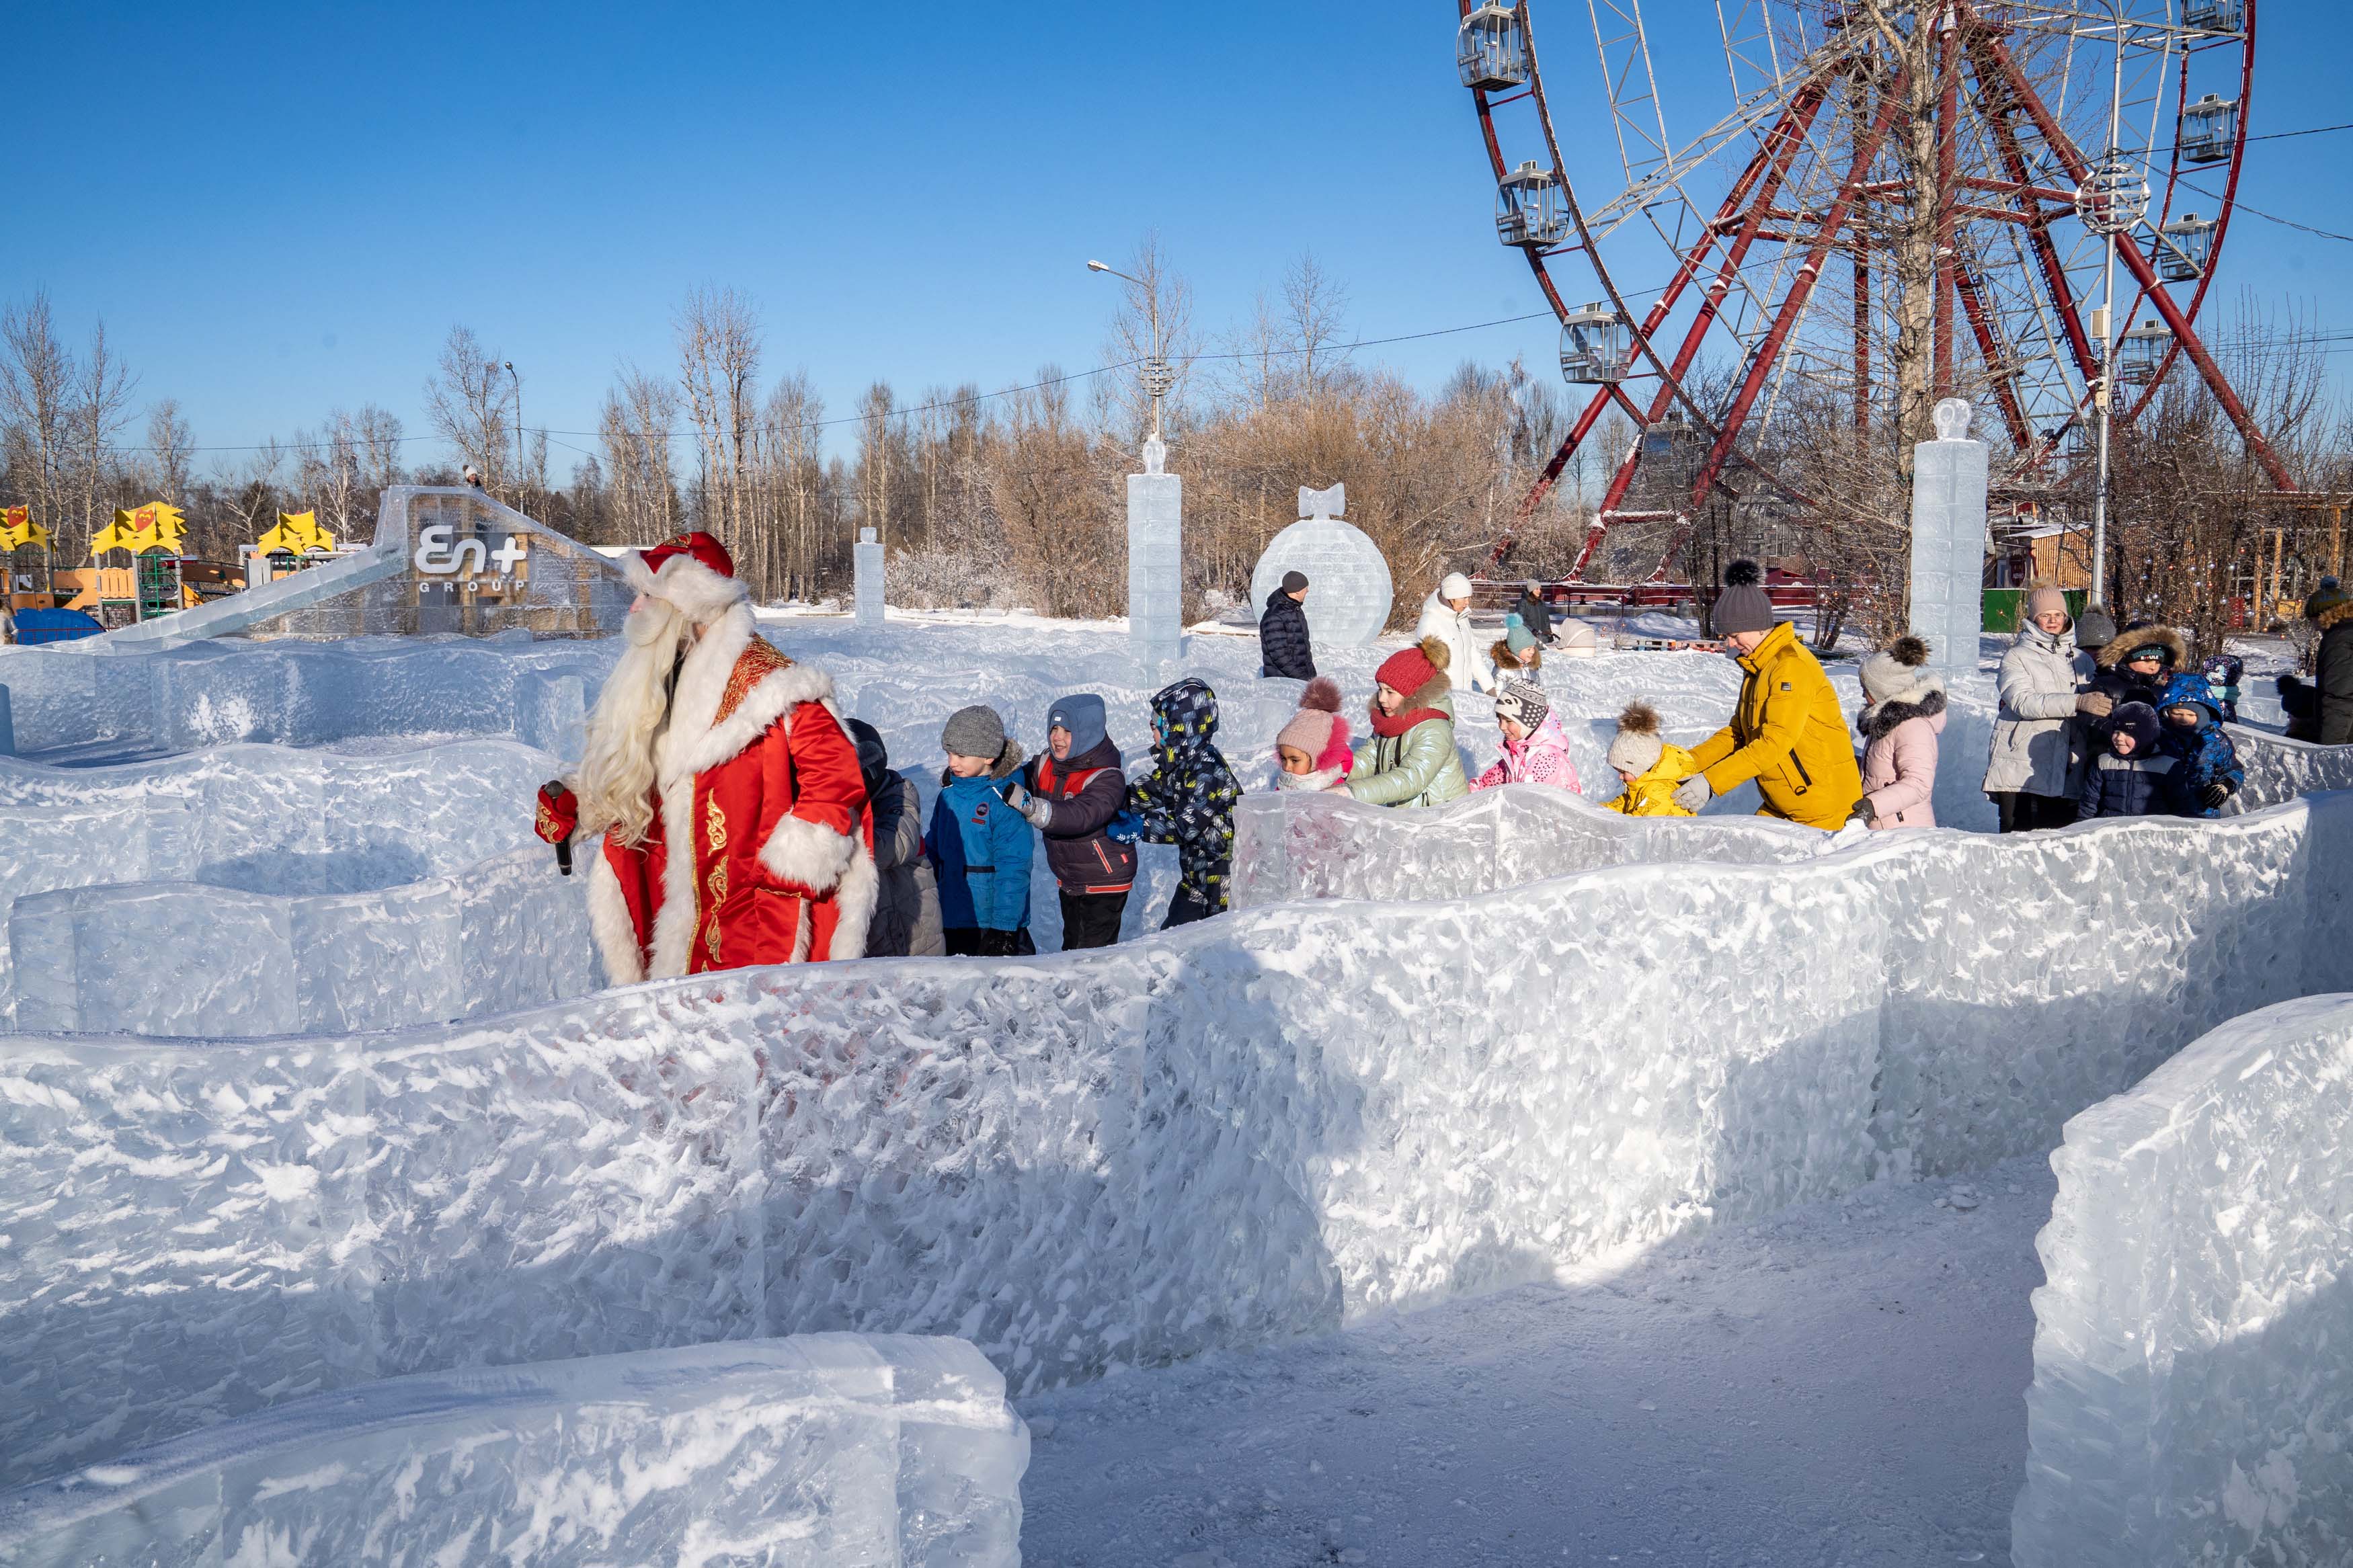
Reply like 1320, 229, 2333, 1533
1086, 259, 1171, 453
504, 360, 524, 509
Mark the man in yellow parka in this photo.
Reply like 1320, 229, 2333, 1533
1671, 561, 1864, 829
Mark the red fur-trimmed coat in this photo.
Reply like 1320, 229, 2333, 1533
586, 606, 875, 982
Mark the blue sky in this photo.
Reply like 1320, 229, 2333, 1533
8, 1, 2349, 477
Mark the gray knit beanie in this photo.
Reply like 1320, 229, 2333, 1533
941, 704, 1006, 760
1712, 559, 1778, 635
2075, 602, 2117, 651
1494, 677, 1550, 731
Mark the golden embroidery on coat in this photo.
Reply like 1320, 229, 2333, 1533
704, 913, 723, 964
707, 862, 729, 906
705, 796, 729, 855
714, 638, 794, 725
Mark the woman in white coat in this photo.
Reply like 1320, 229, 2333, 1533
1983, 586, 2101, 831
1412, 572, 1495, 694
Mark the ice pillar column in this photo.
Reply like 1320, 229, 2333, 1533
854, 527, 885, 632
1127, 438, 1183, 672
1908, 397, 1989, 675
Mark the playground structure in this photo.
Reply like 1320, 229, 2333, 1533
1457, 0, 2282, 595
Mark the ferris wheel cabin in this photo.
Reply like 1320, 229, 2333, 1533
1558, 303, 1630, 384
2182, 94, 2239, 164
1495, 161, 1570, 249
2159, 213, 2215, 282
1456, 3, 1527, 91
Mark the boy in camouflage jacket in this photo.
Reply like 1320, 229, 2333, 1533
1128, 677, 1242, 927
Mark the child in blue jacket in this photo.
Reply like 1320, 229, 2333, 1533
2157, 672, 2244, 819
926, 705, 1034, 956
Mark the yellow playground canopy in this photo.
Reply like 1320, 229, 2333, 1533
88, 501, 188, 560
254, 510, 337, 556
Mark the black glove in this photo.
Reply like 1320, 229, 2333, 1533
2201, 780, 2233, 809
1846, 796, 1877, 827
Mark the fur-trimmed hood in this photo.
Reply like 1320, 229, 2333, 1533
2096, 623, 2190, 671
1369, 671, 1457, 729
941, 737, 1025, 787
1858, 684, 1948, 743
2319, 600, 2353, 633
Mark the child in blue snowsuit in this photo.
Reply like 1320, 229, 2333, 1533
1127, 677, 1241, 928
2077, 702, 2177, 820
926, 704, 1035, 956
2157, 672, 2244, 819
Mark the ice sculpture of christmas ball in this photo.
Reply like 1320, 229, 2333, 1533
1248, 484, 1394, 647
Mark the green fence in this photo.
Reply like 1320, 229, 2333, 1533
1981, 587, 2087, 634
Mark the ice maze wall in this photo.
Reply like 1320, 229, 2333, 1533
7, 795, 2350, 1486
2011, 994, 2353, 1568
0, 739, 577, 1032
0, 634, 607, 764
0, 1336, 1026, 1567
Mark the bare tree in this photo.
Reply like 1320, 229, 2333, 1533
674, 286, 762, 556
0, 292, 75, 542
422, 325, 514, 497
1101, 234, 1197, 446
66, 321, 138, 550
352, 404, 405, 491
144, 399, 194, 503
599, 366, 680, 544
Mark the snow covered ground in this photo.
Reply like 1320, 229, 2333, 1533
1018, 1154, 2054, 1567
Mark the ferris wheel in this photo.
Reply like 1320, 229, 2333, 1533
1455, 0, 2287, 583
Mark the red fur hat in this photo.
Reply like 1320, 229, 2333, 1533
1374, 636, 1449, 698
625, 530, 748, 624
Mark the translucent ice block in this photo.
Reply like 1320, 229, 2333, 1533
2011, 994, 2353, 1568
1126, 468, 1183, 671
0, 1335, 1027, 1567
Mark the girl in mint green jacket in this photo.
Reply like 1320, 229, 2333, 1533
1348, 637, 1471, 809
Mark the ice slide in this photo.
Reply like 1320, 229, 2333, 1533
5, 792, 2347, 1488
0, 1335, 1026, 1567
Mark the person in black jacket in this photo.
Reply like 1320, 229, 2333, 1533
2305, 578, 2353, 745
2077, 702, 2177, 819
1509, 580, 1558, 645
1259, 572, 1316, 679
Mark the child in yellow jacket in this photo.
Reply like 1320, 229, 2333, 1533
1603, 702, 1698, 817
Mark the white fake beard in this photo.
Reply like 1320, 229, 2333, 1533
575, 595, 691, 845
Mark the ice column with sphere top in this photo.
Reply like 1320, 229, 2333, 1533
1247, 483, 1394, 647
854, 526, 885, 630
1128, 437, 1183, 671
1907, 397, 1989, 674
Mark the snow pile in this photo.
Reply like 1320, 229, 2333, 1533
2230, 721, 2353, 809
0, 739, 565, 1030
0, 1335, 1026, 1567
0, 634, 606, 764
9, 798, 2346, 1478
2013, 993, 2353, 1568
9, 843, 596, 1036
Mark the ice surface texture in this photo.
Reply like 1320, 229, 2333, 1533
9, 843, 597, 1036
0, 739, 564, 1029
0, 1335, 1025, 1567
2012, 994, 2353, 1568
9, 796, 2348, 1483
0, 633, 607, 764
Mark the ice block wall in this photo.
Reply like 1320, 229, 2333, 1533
1127, 445, 1183, 672
854, 525, 885, 629
7, 794, 2347, 1482
1909, 400, 1989, 676
0, 1335, 1026, 1568
9, 845, 598, 1036
0, 739, 560, 1028
2011, 993, 2353, 1568
0, 634, 612, 763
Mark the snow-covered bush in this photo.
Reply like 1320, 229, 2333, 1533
0, 1336, 1026, 1567
2013, 993, 2353, 1568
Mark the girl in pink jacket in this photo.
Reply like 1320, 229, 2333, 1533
1850, 635, 1945, 829
1472, 679, 1582, 794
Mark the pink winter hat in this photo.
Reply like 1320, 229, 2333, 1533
1276, 677, 1352, 771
